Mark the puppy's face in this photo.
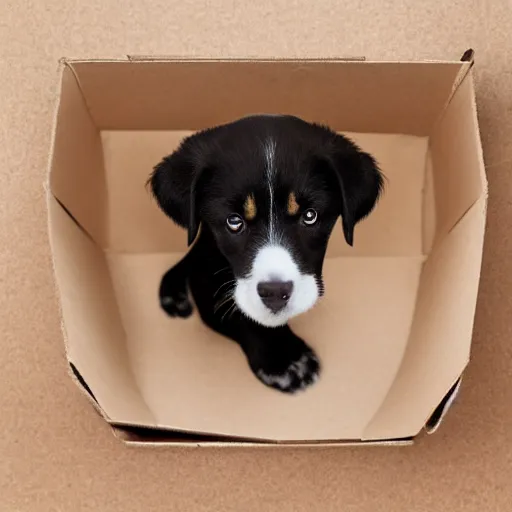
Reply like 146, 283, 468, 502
150, 115, 383, 327
198, 139, 339, 327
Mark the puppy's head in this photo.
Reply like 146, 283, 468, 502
150, 115, 383, 327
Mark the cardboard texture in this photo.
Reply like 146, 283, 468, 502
47, 58, 486, 444
3, 2, 512, 510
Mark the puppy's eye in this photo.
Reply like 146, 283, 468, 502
302, 208, 318, 226
226, 214, 245, 233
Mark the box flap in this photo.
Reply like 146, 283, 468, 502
48, 65, 109, 247
430, 70, 487, 241
47, 194, 154, 425
363, 196, 486, 440
69, 60, 463, 134
363, 69, 488, 441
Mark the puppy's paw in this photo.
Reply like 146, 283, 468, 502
255, 348, 320, 394
159, 270, 193, 318
160, 292, 193, 318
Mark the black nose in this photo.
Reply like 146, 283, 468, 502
257, 281, 294, 313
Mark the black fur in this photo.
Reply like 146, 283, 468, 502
149, 115, 383, 393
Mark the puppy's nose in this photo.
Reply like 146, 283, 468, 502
257, 281, 293, 313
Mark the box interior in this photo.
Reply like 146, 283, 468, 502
48, 60, 486, 442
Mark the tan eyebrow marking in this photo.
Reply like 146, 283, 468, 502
243, 194, 257, 220
287, 192, 300, 215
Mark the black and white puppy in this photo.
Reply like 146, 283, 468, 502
149, 115, 383, 394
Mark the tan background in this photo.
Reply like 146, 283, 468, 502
1, 1, 511, 510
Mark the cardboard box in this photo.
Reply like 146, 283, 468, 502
47, 53, 487, 447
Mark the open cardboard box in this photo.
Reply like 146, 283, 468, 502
47, 52, 487, 446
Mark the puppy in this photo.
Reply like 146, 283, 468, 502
149, 115, 383, 393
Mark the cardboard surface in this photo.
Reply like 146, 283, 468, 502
2, 0, 512, 509
71, 60, 461, 133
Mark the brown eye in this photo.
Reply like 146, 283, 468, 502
226, 214, 245, 233
302, 208, 318, 226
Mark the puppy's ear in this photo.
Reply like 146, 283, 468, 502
324, 135, 384, 246
149, 134, 210, 246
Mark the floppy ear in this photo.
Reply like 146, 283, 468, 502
148, 134, 210, 246
326, 135, 384, 246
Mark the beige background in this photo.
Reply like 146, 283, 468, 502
1, 1, 511, 510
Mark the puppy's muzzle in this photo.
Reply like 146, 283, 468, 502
257, 280, 293, 313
